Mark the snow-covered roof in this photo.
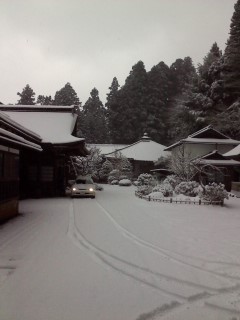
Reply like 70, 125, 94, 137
0, 105, 73, 111
106, 134, 169, 162
87, 144, 129, 155
224, 144, 240, 157
2, 110, 84, 144
193, 150, 240, 166
0, 128, 42, 151
197, 159, 240, 166
188, 125, 230, 139
165, 126, 240, 151
0, 111, 41, 140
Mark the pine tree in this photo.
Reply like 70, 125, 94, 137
105, 77, 121, 143
198, 42, 222, 82
222, 0, 240, 104
118, 61, 149, 143
147, 61, 173, 144
81, 88, 108, 143
170, 57, 196, 94
54, 82, 80, 106
17, 84, 35, 105
37, 95, 53, 105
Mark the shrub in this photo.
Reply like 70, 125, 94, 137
99, 159, 113, 181
175, 181, 200, 197
133, 180, 140, 186
119, 179, 132, 186
152, 183, 173, 197
108, 169, 120, 184
111, 179, 119, 185
119, 175, 128, 180
137, 185, 153, 196
149, 191, 164, 199
137, 173, 154, 186
163, 175, 182, 189
200, 183, 228, 202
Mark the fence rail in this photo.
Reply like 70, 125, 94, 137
135, 191, 224, 206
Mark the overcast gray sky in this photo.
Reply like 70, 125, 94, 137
0, 0, 237, 105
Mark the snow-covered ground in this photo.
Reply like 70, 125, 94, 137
1, 185, 240, 320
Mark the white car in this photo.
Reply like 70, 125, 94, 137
70, 177, 96, 198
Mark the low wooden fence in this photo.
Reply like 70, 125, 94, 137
135, 191, 224, 206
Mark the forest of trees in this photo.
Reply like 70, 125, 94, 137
5, 0, 240, 145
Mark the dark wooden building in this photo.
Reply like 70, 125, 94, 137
0, 110, 42, 221
0, 105, 87, 222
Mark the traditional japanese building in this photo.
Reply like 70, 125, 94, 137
0, 111, 42, 221
164, 126, 240, 191
0, 105, 87, 221
104, 133, 169, 177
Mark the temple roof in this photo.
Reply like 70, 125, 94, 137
165, 126, 240, 151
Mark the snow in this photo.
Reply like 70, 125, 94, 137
0, 105, 73, 109
198, 158, 240, 166
224, 144, 240, 157
185, 137, 240, 144
106, 139, 169, 162
165, 138, 240, 151
0, 111, 41, 140
0, 128, 42, 151
2, 111, 84, 144
87, 143, 129, 155
1, 186, 240, 319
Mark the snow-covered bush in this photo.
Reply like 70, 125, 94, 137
109, 151, 132, 180
163, 175, 182, 189
119, 175, 128, 180
133, 180, 140, 186
111, 179, 119, 185
108, 169, 120, 184
99, 160, 113, 181
137, 173, 154, 186
200, 183, 228, 202
119, 179, 132, 186
137, 185, 153, 196
175, 181, 200, 197
152, 183, 173, 197
149, 192, 164, 199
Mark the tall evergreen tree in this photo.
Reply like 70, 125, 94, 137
17, 84, 35, 105
105, 77, 121, 143
170, 57, 196, 95
54, 82, 80, 106
147, 61, 173, 144
198, 42, 222, 82
222, 0, 240, 104
117, 61, 149, 143
37, 95, 53, 105
81, 88, 108, 143
167, 57, 199, 141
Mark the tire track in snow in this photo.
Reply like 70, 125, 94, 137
69, 200, 238, 302
68, 199, 240, 320
67, 200, 187, 301
95, 200, 240, 283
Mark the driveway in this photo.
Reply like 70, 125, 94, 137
1, 185, 240, 320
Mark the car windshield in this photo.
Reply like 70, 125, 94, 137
76, 178, 93, 184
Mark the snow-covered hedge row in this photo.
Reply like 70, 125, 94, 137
136, 174, 228, 204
